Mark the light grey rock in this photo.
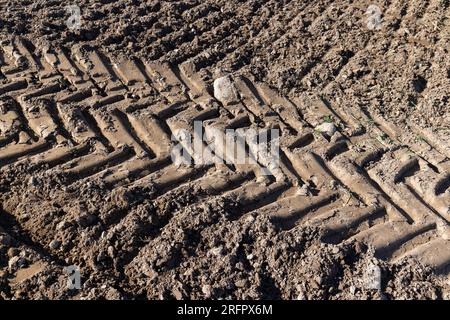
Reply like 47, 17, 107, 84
316, 122, 337, 137
49, 239, 61, 250
213, 75, 239, 105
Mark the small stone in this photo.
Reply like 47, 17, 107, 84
56, 221, 70, 230
8, 256, 26, 271
70, 67, 78, 76
310, 175, 319, 187
7, 247, 19, 258
49, 240, 61, 250
297, 184, 309, 196
329, 179, 339, 190
28, 176, 37, 186
202, 284, 212, 298
244, 215, 255, 224
316, 122, 337, 137
209, 247, 222, 257
235, 262, 245, 270
314, 275, 323, 285
350, 285, 356, 295
107, 246, 115, 258
18, 131, 31, 144
172, 287, 184, 300
246, 254, 254, 260
8, 257, 19, 269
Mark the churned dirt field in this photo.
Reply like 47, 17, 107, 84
0, 0, 449, 300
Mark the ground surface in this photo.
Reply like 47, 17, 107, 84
0, 0, 449, 299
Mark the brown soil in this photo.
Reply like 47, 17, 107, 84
0, 0, 449, 300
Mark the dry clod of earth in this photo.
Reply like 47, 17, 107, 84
0, 0, 449, 300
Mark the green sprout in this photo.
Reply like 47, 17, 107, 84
322, 115, 334, 123
416, 135, 426, 142
377, 133, 393, 145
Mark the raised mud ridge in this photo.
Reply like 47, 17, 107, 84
0, 38, 449, 297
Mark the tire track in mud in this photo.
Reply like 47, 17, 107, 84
0, 1, 449, 298
0, 37, 449, 288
